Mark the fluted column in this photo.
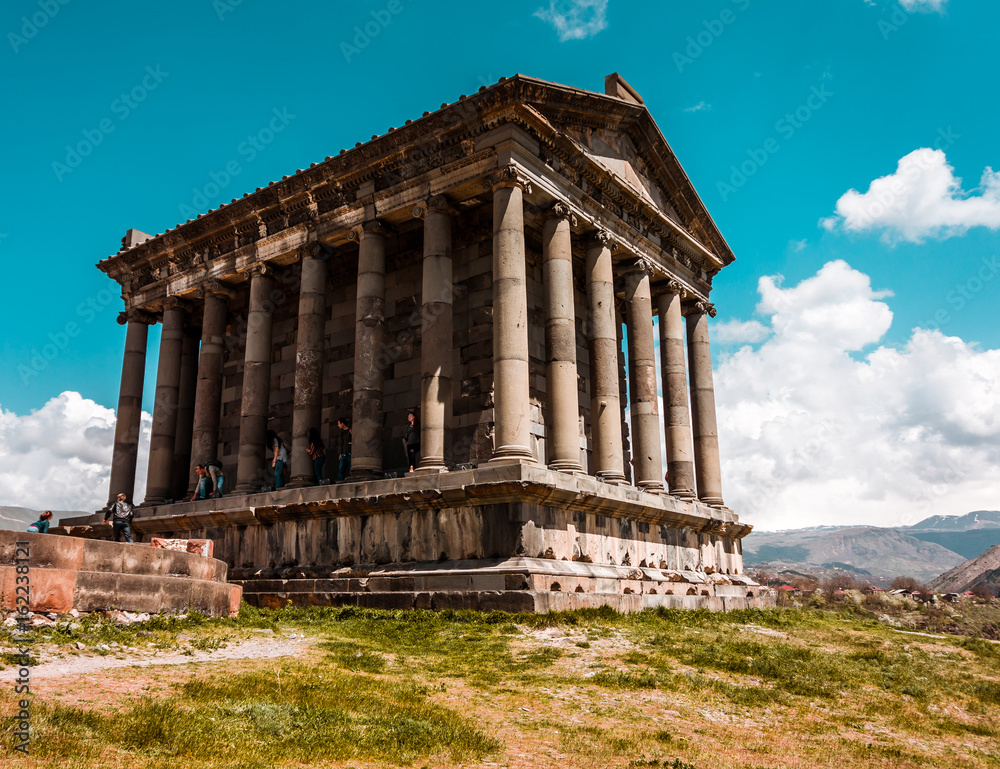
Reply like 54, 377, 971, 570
489, 165, 535, 463
585, 231, 626, 483
624, 261, 664, 492
289, 245, 329, 486
235, 264, 276, 492
687, 302, 725, 507
414, 197, 454, 473
542, 202, 583, 473
657, 285, 695, 499
144, 299, 187, 504
106, 311, 152, 508
188, 283, 231, 491
348, 220, 389, 480
171, 329, 199, 498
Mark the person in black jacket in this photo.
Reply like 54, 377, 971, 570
404, 412, 419, 472
335, 417, 352, 482
103, 492, 135, 543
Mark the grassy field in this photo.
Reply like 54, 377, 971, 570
2, 603, 999, 768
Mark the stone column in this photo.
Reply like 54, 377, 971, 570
188, 283, 231, 490
235, 264, 276, 492
144, 299, 187, 504
585, 231, 626, 483
413, 197, 454, 474
106, 311, 151, 508
657, 285, 696, 499
171, 330, 199, 498
489, 165, 535, 464
289, 245, 329, 486
347, 220, 389, 481
687, 302, 725, 507
624, 261, 664, 492
542, 202, 583, 473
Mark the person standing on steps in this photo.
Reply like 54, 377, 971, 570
265, 429, 289, 490
103, 493, 135, 543
307, 427, 326, 484
404, 411, 420, 472
335, 417, 352, 482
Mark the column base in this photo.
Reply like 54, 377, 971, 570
286, 476, 319, 489
699, 496, 725, 508
407, 466, 449, 477
347, 469, 384, 482
637, 482, 666, 494
548, 460, 585, 475
487, 456, 538, 467
596, 472, 627, 486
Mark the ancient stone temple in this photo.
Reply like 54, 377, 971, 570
69, 73, 766, 611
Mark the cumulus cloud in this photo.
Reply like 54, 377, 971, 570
684, 101, 711, 113
822, 149, 1000, 243
534, 0, 608, 41
0, 392, 150, 512
713, 319, 771, 345
714, 260, 1000, 531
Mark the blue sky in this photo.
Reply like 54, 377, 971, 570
1, 0, 998, 526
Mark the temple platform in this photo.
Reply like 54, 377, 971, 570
64, 464, 766, 612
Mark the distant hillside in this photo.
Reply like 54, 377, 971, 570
743, 526, 965, 582
907, 529, 1000, 560
0, 507, 88, 532
928, 545, 1000, 594
908, 510, 1000, 531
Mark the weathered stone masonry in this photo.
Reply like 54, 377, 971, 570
73, 74, 765, 611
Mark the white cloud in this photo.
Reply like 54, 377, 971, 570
899, 0, 948, 12
715, 260, 1000, 531
684, 101, 711, 113
822, 149, 1000, 243
0, 392, 150, 513
534, 0, 608, 41
713, 319, 771, 345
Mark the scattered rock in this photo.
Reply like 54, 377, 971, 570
136, 631, 154, 638
74, 642, 86, 650
177, 634, 191, 642
252, 628, 275, 635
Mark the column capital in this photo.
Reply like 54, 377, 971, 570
663, 279, 689, 298
544, 201, 577, 227
247, 262, 273, 279
625, 256, 661, 279
688, 300, 717, 318
413, 194, 458, 219
348, 219, 392, 240
586, 229, 618, 251
162, 295, 192, 313
486, 163, 532, 194
195, 280, 237, 301
117, 309, 155, 326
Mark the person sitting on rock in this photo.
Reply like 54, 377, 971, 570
27, 510, 53, 533
103, 493, 135, 543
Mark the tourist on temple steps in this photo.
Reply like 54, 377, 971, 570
27, 510, 53, 533
190, 464, 212, 501
404, 411, 420, 472
103, 493, 135, 543
335, 417, 352, 482
266, 429, 289, 489
206, 458, 225, 497
307, 427, 326, 484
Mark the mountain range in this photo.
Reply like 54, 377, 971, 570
743, 511, 1000, 583
928, 545, 1000, 594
